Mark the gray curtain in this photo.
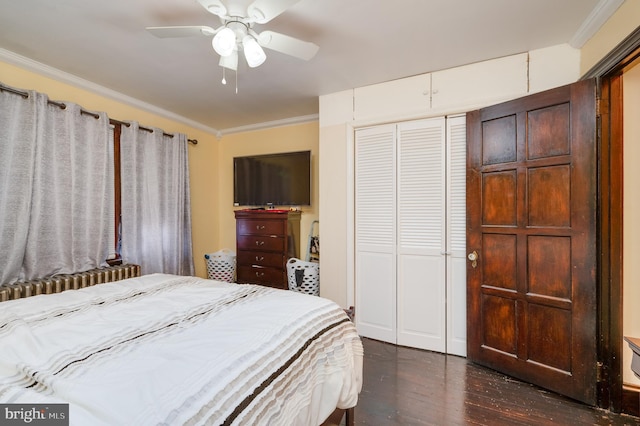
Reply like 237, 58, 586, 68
120, 122, 194, 276
0, 87, 112, 284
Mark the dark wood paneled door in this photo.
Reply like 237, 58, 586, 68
466, 79, 598, 405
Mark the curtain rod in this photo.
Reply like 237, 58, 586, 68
0, 84, 28, 99
109, 118, 198, 145
0, 84, 198, 145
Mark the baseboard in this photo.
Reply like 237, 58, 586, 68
622, 384, 640, 417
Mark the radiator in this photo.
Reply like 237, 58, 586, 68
0, 264, 141, 302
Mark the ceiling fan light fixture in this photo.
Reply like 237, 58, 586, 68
212, 27, 236, 57
243, 35, 266, 68
219, 49, 238, 71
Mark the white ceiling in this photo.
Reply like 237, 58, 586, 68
0, 0, 617, 134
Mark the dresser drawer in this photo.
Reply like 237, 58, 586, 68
237, 251, 283, 269
237, 235, 284, 252
237, 219, 286, 236
237, 266, 286, 289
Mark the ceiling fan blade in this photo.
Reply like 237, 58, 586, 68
257, 30, 319, 60
247, 0, 301, 24
197, 0, 228, 17
146, 26, 216, 38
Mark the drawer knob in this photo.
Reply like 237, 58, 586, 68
256, 225, 265, 230
255, 256, 264, 261
255, 271, 265, 277
255, 241, 264, 246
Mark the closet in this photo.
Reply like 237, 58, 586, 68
354, 115, 466, 356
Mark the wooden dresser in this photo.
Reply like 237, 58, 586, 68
235, 210, 301, 289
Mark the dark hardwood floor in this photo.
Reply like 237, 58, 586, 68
355, 338, 640, 425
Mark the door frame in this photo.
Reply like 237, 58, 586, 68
583, 26, 640, 414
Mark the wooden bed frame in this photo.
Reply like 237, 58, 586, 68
322, 407, 354, 426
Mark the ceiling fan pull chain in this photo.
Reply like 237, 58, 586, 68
235, 69, 238, 94
222, 67, 227, 85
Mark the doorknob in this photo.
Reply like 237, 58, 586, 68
468, 250, 478, 268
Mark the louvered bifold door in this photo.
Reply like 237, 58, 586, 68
446, 115, 467, 356
355, 124, 397, 344
396, 118, 446, 351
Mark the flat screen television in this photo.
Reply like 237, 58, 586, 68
233, 150, 311, 207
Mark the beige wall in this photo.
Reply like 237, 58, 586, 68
623, 62, 640, 386
580, 0, 640, 75
0, 59, 220, 279
216, 123, 319, 263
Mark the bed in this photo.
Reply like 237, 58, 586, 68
0, 271, 363, 425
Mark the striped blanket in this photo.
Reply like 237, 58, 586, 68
0, 274, 363, 425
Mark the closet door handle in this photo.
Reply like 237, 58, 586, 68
468, 251, 478, 268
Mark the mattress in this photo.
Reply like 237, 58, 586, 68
0, 274, 363, 425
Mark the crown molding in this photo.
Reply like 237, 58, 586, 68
570, 0, 625, 48
218, 113, 319, 137
0, 48, 220, 135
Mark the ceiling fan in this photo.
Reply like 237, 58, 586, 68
147, 0, 319, 85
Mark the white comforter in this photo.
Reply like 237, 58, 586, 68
0, 274, 363, 425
